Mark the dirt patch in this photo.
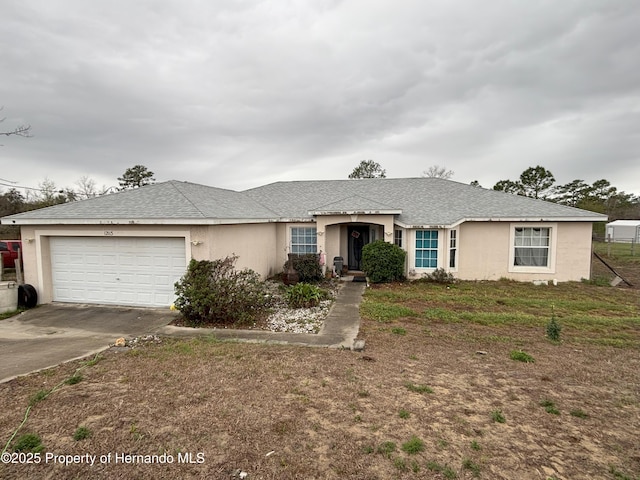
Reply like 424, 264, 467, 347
1, 307, 638, 479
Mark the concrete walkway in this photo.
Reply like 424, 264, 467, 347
158, 280, 366, 349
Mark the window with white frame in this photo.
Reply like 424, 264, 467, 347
449, 229, 457, 269
290, 227, 317, 255
513, 227, 550, 267
415, 230, 438, 268
394, 229, 403, 248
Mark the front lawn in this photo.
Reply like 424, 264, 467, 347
0, 280, 638, 480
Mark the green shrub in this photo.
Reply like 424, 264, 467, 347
174, 256, 269, 326
361, 240, 406, 283
286, 283, 325, 308
420, 267, 457, 284
285, 254, 322, 282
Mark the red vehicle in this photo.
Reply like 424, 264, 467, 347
0, 240, 22, 268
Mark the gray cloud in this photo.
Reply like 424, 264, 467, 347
1, 0, 639, 196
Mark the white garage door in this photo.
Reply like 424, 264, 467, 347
50, 236, 187, 307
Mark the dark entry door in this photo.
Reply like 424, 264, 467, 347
348, 226, 369, 270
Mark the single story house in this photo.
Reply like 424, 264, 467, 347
1, 177, 607, 307
605, 220, 640, 243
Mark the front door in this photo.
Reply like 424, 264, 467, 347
348, 226, 369, 270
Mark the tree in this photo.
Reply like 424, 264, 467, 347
74, 176, 99, 200
0, 107, 31, 140
493, 165, 555, 199
518, 166, 555, 199
348, 160, 386, 179
554, 179, 591, 207
118, 165, 155, 190
422, 165, 454, 179
493, 179, 522, 195
470, 180, 482, 187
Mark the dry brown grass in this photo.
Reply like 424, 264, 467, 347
0, 273, 639, 479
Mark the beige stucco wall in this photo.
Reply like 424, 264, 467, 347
453, 221, 593, 282
195, 223, 279, 278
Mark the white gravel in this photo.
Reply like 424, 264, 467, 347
264, 281, 337, 334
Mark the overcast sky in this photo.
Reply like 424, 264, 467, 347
2, 0, 639, 198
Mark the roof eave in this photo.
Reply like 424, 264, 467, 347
0, 217, 279, 226
395, 216, 608, 229
309, 209, 402, 216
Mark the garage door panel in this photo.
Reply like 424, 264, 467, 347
50, 237, 186, 307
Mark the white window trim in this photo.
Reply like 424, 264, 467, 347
288, 224, 318, 255
448, 228, 459, 273
410, 228, 442, 272
508, 223, 557, 274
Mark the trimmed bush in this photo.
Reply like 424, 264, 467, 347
285, 254, 323, 282
174, 256, 269, 326
361, 240, 406, 283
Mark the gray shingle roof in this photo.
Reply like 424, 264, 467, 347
2, 181, 277, 223
2, 177, 607, 226
243, 178, 607, 226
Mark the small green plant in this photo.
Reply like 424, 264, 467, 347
570, 408, 588, 419
510, 350, 535, 363
361, 240, 406, 283
398, 409, 410, 419
427, 461, 457, 479
462, 458, 481, 477
471, 440, 481, 451
65, 373, 83, 385
401, 436, 425, 454
285, 283, 325, 308
391, 326, 406, 335
13, 433, 44, 453
539, 399, 560, 415
411, 460, 420, 473
546, 310, 562, 342
608, 466, 634, 480
491, 409, 506, 423
393, 457, 408, 471
376, 441, 397, 457
405, 382, 433, 394
73, 426, 92, 441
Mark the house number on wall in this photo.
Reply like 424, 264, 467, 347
104, 231, 114, 236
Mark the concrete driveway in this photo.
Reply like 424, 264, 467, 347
0, 304, 178, 383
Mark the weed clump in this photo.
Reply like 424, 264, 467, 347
73, 426, 92, 441
510, 350, 535, 363
13, 433, 44, 453
491, 409, 506, 423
